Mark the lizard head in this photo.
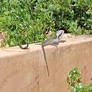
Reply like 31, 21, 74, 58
56, 30, 64, 40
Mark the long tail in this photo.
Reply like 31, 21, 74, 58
42, 45, 49, 76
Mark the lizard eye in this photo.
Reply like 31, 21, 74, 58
58, 33, 62, 38
56, 30, 64, 39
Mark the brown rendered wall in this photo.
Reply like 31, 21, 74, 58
0, 35, 92, 92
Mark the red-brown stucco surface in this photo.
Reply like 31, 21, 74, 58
0, 34, 92, 92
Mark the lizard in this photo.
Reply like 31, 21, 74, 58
19, 30, 64, 50
19, 30, 64, 76
36, 30, 64, 76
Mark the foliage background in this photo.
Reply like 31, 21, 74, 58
67, 67, 92, 92
0, 0, 92, 47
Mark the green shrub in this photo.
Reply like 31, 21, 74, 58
0, 0, 92, 47
67, 67, 92, 92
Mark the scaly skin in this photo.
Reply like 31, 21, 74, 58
39, 30, 64, 76
19, 30, 64, 76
